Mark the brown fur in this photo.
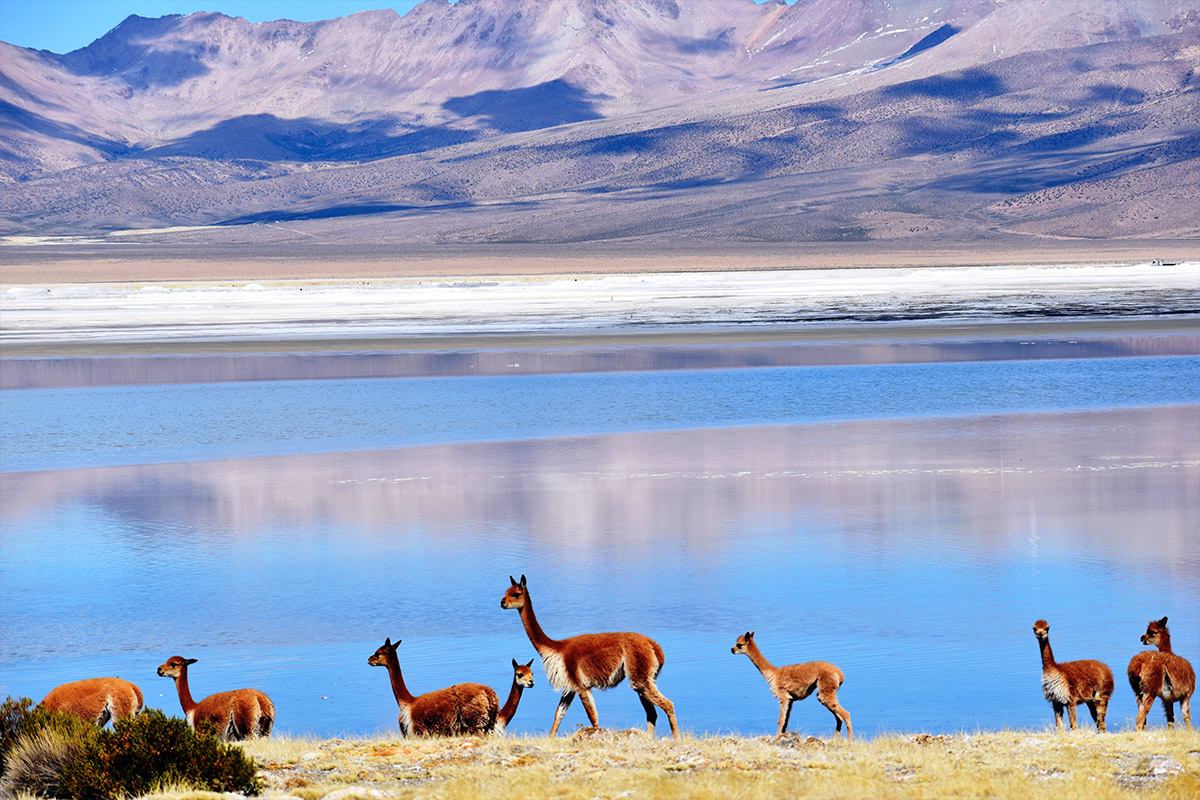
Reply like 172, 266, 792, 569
496, 658, 535, 734
1128, 616, 1194, 730
1032, 620, 1114, 732
157, 656, 274, 741
731, 631, 852, 739
500, 574, 679, 738
40, 678, 143, 727
368, 638, 499, 736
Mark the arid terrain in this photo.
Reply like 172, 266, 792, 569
2, 0, 1198, 266
232, 729, 1200, 800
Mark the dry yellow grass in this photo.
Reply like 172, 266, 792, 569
122, 728, 1200, 800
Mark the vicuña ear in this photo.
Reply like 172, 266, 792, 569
524, 658, 535, 667
520, 574, 527, 587
510, 575, 518, 586
185, 658, 198, 665
512, 658, 519, 669
748, 631, 755, 639
1159, 616, 1169, 627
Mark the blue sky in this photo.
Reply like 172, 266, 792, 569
0, 0, 433, 54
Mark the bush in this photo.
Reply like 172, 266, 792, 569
58, 710, 262, 798
1, 698, 99, 797
0, 700, 261, 798
1, 723, 92, 798
0, 696, 35, 772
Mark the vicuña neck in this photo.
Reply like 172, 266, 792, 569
499, 680, 524, 725
384, 657, 416, 706
1038, 637, 1057, 668
173, 666, 198, 713
518, 595, 562, 654
743, 640, 776, 677
1156, 630, 1173, 653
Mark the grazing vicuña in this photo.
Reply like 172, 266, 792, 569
39, 678, 143, 727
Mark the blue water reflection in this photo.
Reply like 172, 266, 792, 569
1, 354, 1198, 738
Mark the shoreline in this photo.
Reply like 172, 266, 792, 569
2, 263, 1197, 357
3, 241, 1197, 284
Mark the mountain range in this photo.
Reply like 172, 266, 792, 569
1, 0, 1198, 248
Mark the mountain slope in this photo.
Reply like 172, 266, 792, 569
0, 0, 1197, 244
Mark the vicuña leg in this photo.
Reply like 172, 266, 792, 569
578, 688, 601, 729
550, 691, 575, 736
1180, 696, 1192, 728
777, 698, 794, 735
1135, 695, 1154, 730
1053, 701, 1065, 730
1164, 701, 1176, 728
637, 680, 677, 738
1066, 703, 1079, 730
818, 688, 852, 740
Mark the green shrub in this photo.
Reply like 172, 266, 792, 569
57, 710, 262, 798
0, 696, 35, 772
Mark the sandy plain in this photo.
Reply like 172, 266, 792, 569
2, 239, 1198, 284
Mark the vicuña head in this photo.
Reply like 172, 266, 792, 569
157, 655, 274, 741
500, 574, 679, 738
368, 637, 399, 668
1141, 617, 1171, 649
1128, 615, 1194, 730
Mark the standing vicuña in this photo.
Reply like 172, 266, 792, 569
1032, 620, 1114, 732
39, 678, 143, 727
157, 656, 274, 740
1128, 616, 1194, 730
368, 637, 498, 736
495, 658, 535, 734
500, 575, 679, 738
730, 631, 852, 739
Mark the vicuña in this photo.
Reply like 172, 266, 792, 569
1032, 620, 1114, 732
1128, 616, 1194, 730
500, 574, 678, 738
39, 677, 143, 727
730, 631, 852, 739
157, 656, 274, 740
367, 637, 499, 736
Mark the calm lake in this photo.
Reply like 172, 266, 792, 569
1, 338, 1197, 738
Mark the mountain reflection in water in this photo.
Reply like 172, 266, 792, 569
2, 405, 1196, 736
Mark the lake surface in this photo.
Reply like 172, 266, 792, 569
1, 344, 1198, 738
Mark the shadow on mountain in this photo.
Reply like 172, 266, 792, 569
443, 79, 605, 133
675, 28, 736, 55
141, 114, 479, 162
929, 132, 1200, 195
883, 24, 959, 68
1087, 84, 1148, 105
218, 201, 473, 226
57, 15, 211, 89
883, 68, 1006, 101
0, 101, 135, 160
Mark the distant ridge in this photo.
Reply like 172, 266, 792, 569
0, 0, 1197, 245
